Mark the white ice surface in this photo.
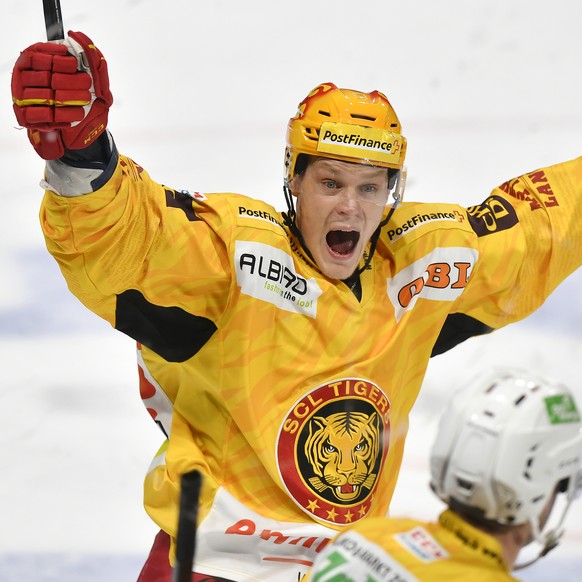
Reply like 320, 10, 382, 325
1, 1, 581, 580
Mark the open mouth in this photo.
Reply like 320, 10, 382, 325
326, 230, 360, 256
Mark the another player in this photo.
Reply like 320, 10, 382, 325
304, 369, 582, 581
11, 31, 582, 581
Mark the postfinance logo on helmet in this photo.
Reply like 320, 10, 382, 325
317, 122, 403, 167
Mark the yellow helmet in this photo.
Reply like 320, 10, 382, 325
284, 82, 407, 183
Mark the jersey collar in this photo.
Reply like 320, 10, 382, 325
438, 509, 510, 572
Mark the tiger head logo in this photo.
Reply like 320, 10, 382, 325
277, 378, 390, 524
304, 411, 380, 502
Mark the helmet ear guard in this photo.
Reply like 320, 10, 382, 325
429, 368, 582, 568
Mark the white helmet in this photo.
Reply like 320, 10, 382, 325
430, 368, 582, 561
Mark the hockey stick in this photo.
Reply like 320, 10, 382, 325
42, 0, 65, 41
173, 469, 203, 582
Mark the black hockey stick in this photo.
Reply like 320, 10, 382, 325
173, 469, 203, 582
42, 0, 65, 41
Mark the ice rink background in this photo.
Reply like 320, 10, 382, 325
1, 0, 582, 580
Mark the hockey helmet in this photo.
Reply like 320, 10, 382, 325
430, 368, 582, 548
284, 82, 407, 185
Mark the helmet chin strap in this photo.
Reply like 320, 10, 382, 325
512, 526, 563, 571
513, 487, 577, 571
355, 169, 404, 276
282, 182, 316, 265
355, 192, 401, 277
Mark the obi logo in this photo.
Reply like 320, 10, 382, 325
277, 379, 390, 525
235, 241, 322, 317
387, 248, 478, 322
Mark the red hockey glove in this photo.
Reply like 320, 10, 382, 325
12, 31, 113, 160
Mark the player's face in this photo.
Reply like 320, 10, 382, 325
291, 158, 388, 281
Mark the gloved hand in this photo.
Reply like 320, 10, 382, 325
12, 31, 113, 160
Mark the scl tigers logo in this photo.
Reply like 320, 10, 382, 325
277, 378, 390, 525
305, 411, 380, 503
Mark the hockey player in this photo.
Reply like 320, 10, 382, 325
10, 31, 582, 581
303, 369, 582, 581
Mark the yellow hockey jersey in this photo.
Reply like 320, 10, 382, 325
39, 153, 582, 580
302, 509, 518, 581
